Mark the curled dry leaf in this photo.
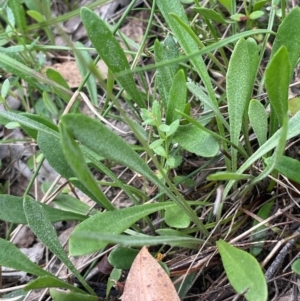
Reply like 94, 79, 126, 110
122, 246, 180, 301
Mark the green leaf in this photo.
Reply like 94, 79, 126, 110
265, 46, 290, 127
217, 240, 268, 301
194, 7, 230, 23
25, 276, 85, 293
0, 52, 72, 102
60, 114, 208, 236
223, 111, 300, 199
75, 41, 97, 105
156, 0, 220, 130
0, 111, 59, 138
218, 0, 232, 13
1, 78, 10, 99
46, 68, 70, 90
165, 205, 190, 228
0, 237, 52, 277
173, 124, 219, 157
37, 131, 75, 179
80, 7, 144, 108
249, 10, 264, 20
53, 193, 97, 216
207, 172, 254, 181
154, 36, 180, 110
187, 81, 229, 129
266, 155, 300, 184
230, 13, 247, 21
248, 99, 268, 146
227, 38, 251, 172
0, 195, 87, 224
72, 232, 203, 249
108, 247, 140, 269
272, 7, 300, 81
166, 69, 187, 124
42, 91, 58, 117
292, 259, 300, 275
23, 196, 95, 295
253, 0, 269, 11
250, 201, 274, 256
69, 202, 196, 255
50, 289, 97, 301
59, 121, 114, 211
288, 97, 300, 116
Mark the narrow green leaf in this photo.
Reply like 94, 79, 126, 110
157, 0, 220, 131
60, 114, 209, 236
46, 68, 70, 90
217, 240, 268, 301
80, 7, 144, 108
0, 237, 52, 277
166, 69, 187, 124
266, 155, 300, 184
119, 29, 273, 77
25, 276, 85, 293
53, 193, 97, 215
8, 0, 26, 32
187, 81, 229, 129
248, 99, 268, 146
265, 46, 290, 126
250, 201, 274, 256
75, 41, 97, 105
272, 7, 300, 81
37, 131, 74, 179
0, 52, 72, 102
69, 202, 194, 255
50, 289, 98, 301
173, 124, 219, 157
0, 195, 87, 224
218, 0, 232, 13
23, 196, 95, 295
249, 10, 264, 20
59, 121, 114, 211
194, 7, 229, 23
223, 111, 300, 198
72, 232, 203, 250
42, 91, 58, 117
154, 36, 180, 110
207, 172, 254, 181
250, 112, 288, 186
0, 111, 59, 138
227, 38, 250, 172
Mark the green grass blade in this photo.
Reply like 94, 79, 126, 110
75, 41, 98, 105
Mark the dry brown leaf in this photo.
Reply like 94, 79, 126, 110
122, 246, 180, 301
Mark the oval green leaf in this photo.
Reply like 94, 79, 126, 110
217, 240, 267, 301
